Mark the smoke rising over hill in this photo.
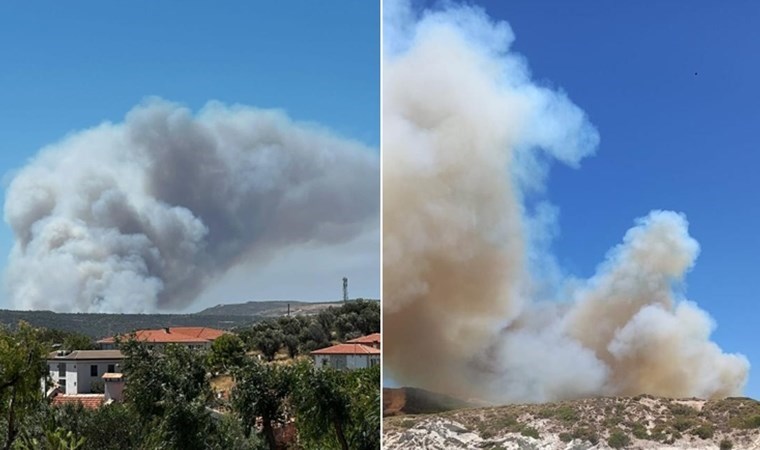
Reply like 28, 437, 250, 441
383, 1, 748, 403
5, 99, 379, 312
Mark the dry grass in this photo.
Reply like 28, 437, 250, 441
210, 374, 235, 394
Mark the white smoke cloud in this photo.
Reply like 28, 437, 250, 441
383, 0, 748, 403
4, 99, 379, 313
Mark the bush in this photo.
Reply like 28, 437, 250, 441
672, 417, 694, 432
572, 426, 599, 445
744, 415, 760, 429
607, 429, 631, 449
520, 427, 539, 439
692, 424, 714, 439
558, 432, 572, 443
631, 423, 648, 439
720, 439, 733, 450
669, 404, 698, 416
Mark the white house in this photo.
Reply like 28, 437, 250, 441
47, 350, 124, 395
311, 343, 380, 370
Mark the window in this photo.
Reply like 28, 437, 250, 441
90, 365, 98, 377
58, 363, 66, 377
107, 364, 115, 373
334, 355, 347, 369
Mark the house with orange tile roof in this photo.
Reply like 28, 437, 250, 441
97, 326, 227, 350
311, 337, 381, 370
346, 332, 381, 349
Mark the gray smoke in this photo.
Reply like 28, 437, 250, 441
4, 99, 379, 312
383, 0, 749, 403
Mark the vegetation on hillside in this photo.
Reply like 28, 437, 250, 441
236, 300, 380, 361
384, 394, 760, 449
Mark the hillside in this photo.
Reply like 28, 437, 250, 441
196, 299, 344, 316
384, 387, 483, 416
384, 392, 760, 449
0, 299, 366, 338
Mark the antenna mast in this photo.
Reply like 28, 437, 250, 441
343, 277, 349, 302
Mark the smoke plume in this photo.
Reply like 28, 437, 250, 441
5, 99, 379, 312
383, 1, 748, 403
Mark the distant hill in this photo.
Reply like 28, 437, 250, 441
383, 387, 482, 417
0, 299, 375, 338
384, 392, 760, 449
196, 300, 343, 317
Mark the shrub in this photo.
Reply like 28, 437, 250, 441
672, 417, 694, 432
607, 429, 631, 449
631, 423, 648, 439
744, 415, 760, 429
692, 424, 714, 439
520, 427, 539, 439
720, 439, 733, 450
555, 406, 578, 422
669, 404, 698, 416
572, 427, 599, 445
559, 432, 572, 443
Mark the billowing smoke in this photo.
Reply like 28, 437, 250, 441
383, 1, 749, 403
5, 99, 378, 313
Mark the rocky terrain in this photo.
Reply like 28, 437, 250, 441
384, 391, 760, 449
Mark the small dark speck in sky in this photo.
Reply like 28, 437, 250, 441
694, 72, 698, 75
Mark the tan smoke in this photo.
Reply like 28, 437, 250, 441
383, 1, 748, 403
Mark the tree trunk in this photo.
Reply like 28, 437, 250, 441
262, 415, 277, 450
3, 387, 17, 450
333, 419, 349, 450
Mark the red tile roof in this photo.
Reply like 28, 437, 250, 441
346, 333, 381, 345
311, 343, 381, 355
51, 394, 105, 410
97, 327, 227, 344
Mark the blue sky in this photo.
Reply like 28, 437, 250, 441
0, 1, 379, 309
469, 1, 760, 399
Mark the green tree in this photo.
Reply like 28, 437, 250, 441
298, 322, 330, 353
293, 364, 352, 450
253, 329, 284, 362
208, 414, 266, 450
61, 334, 95, 352
231, 360, 291, 450
345, 366, 381, 450
207, 333, 246, 374
120, 340, 213, 450
0, 323, 48, 450
16, 428, 86, 450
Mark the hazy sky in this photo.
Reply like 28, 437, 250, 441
0, 1, 380, 311
469, 0, 760, 399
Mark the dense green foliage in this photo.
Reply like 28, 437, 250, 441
1, 318, 380, 450
0, 323, 49, 450
236, 300, 380, 359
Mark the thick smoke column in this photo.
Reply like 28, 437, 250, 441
5, 99, 378, 312
383, 1, 748, 403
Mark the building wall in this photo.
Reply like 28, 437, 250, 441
47, 360, 122, 394
104, 380, 125, 401
314, 354, 380, 370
